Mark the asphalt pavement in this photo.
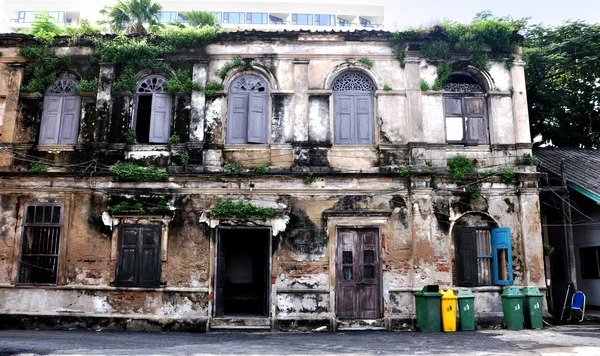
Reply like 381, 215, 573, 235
0, 324, 599, 356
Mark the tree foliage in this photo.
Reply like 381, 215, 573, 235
184, 10, 219, 27
99, 0, 162, 34
23, 11, 63, 36
523, 21, 600, 147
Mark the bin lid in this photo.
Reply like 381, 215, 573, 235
522, 287, 543, 297
440, 289, 458, 300
457, 288, 473, 298
414, 285, 442, 297
501, 287, 524, 298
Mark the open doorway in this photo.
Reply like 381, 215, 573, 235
215, 228, 271, 317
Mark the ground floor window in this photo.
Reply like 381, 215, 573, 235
580, 246, 600, 279
19, 203, 63, 285
455, 227, 513, 287
116, 225, 161, 287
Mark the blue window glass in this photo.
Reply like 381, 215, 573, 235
212, 12, 222, 23
360, 17, 372, 28
269, 15, 284, 25
48, 11, 64, 23
177, 12, 188, 23
246, 12, 267, 24
338, 17, 350, 27
223, 12, 245, 24
158, 11, 177, 23
292, 13, 312, 25
314, 14, 335, 26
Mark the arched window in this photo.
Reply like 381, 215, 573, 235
39, 78, 81, 145
134, 75, 171, 144
332, 71, 375, 145
226, 75, 269, 144
443, 74, 488, 145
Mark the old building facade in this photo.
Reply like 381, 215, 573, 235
0, 30, 544, 331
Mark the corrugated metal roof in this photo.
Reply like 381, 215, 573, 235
534, 147, 600, 200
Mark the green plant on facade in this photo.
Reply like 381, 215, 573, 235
420, 40, 449, 60
500, 168, 515, 184
357, 57, 374, 69
179, 153, 190, 167
167, 135, 181, 144
447, 155, 474, 180
216, 55, 245, 80
398, 166, 413, 179
165, 69, 202, 94
426, 160, 433, 167
505, 198, 515, 213
75, 79, 99, 93
420, 79, 430, 91
19, 43, 71, 93
253, 162, 268, 174
109, 161, 169, 182
432, 62, 452, 91
64, 19, 103, 39
303, 172, 317, 185
515, 154, 539, 166
430, 174, 439, 190
224, 161, 242, 173
383, 84, 392, 91
543, 244, 555, 257
30, 160, 48, 173
124, 128, 135, 144
112, 67, 137, 92
107, 201, 146, 214
467, 186, 482, 200
203, 80, 225, 97
210, 200, 276, 219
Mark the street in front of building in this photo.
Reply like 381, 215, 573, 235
0, 325, 599, 356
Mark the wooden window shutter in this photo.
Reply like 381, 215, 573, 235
355, 96, 374, 144
39, 96, 63, 145
138, 226, 161, 287
58, 96, 81, 144
227, 94, 249, 144
455, 227, 478, 287
492, 228, 513, 285
247, 93, 267, 143
465, 97, 487, 144
116, 225, 161, 287
444, 98, 462, 116
334, 95, 353, 144
116, 227, 140, 287
149, 93, 171, 143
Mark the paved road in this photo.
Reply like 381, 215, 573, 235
0, 325, 599, 356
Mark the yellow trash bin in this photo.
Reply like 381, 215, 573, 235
440, 289, 458, 332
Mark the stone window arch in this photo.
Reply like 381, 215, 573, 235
39, 78, 81, 145
332, 71, 375, 145
134, 75, 171, 144
443, 73, 488, 145
226, 74, 270, 144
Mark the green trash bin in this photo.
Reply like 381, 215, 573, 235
501, 287, 524, 330
522, 287, 543, 329
414, 285, 442, 332
458, 288, 476, 331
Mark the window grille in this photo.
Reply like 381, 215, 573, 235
332, 72, 375, 92
18, 204, 63, 285
231, 75, 267, 93
136, 76, 167, 93
46, 79, 77, 95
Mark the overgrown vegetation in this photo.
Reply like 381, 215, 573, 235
303, 172, 317, 185
224, 161, 243, 173
447, 155, 474, 180
515, 154, 539, 166
30, 160, 48, 173
179, 153, 190, 167
420, 79, 430, 91
124, 128, 135, 144
165, 69, 202, 94
110, 161, 169, 181
107, 201, 145, 214
398, 166, 413, 179
253, 162, 268, 174
216, 55, 245, 80
167, 135, 181, 144
500, 168, 515, 184
432, 62, 452, 90
210, 200, 276, 219
75, 79, 99, 93
358, 57, 374, 69
107, 199, 170, 215
112, 67, 137, 92
204, 80, 225, 97
467, 186, 482, 200
543, 244, 555, 257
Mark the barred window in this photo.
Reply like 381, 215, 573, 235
18, 204, 63, 285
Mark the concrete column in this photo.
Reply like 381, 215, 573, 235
96, 63, 114, 143
404, 57, 423, 143
518, 189, 546, 287
510, 59, 532, 151
190, 61, 208, 143
0, 63, 24, 143
292, 58, 309, 142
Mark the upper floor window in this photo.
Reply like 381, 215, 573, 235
223, 12, 245, 24
212, 12, 222, 23
247, 12, 268, 24
176, 12, 188, 23
338, 17, 350, 27
315, 14, 335, 26
359, 17, 372, 28
444, 74, 488, 145
39, 78, 81, 145
134, 75, 171, 144
292, 13, 313, 25
18, 11, 64, 23
269, 15, 284, 25
116, 225, 161, 288
18, 203, 63, 285
226, 75, 269, 144
158, 11, 177, 23
332, 71, 375, 145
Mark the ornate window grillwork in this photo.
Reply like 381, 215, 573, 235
443, 82, 484, 93
136, 76, 167, 93
46, 79, 77, 95
332, 72, 375, 92
231, 75, 267, 92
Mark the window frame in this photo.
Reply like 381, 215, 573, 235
18, 203, 64, 286
580, 246, 600, 279
443, 93, 488, 145
292, 13, 313, 25
246, 12, 268, 25
133, 75, 172, 144
39, 78, 81, 146
225, 74, 270, 145
314, 14, 336, 26
223, 12, 245, 24
115, 224, 162, 288
158, 11, 177, 24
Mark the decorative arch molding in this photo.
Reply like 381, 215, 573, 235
324, 63, 383, 91
447, 66, 495, 93
224, 65, 278, 92
449, 211, 499, 234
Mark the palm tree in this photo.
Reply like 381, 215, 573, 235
100, 0, 162, 34
184, 10, 219, 27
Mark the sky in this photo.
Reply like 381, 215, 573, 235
377, 0, 600, 29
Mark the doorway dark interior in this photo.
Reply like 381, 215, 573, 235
216, 229, 270, 317
135, 95, 152, 143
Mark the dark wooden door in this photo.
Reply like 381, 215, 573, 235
215, 231, 226, 316
336, 228, 381, 319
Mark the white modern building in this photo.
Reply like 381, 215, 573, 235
0, 0, 385, 33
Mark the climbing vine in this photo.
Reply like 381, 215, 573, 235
210, 200, 276, 219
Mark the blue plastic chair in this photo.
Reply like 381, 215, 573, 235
562, 291, 586, 322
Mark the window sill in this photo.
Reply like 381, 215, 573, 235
36, 145, 76, 152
